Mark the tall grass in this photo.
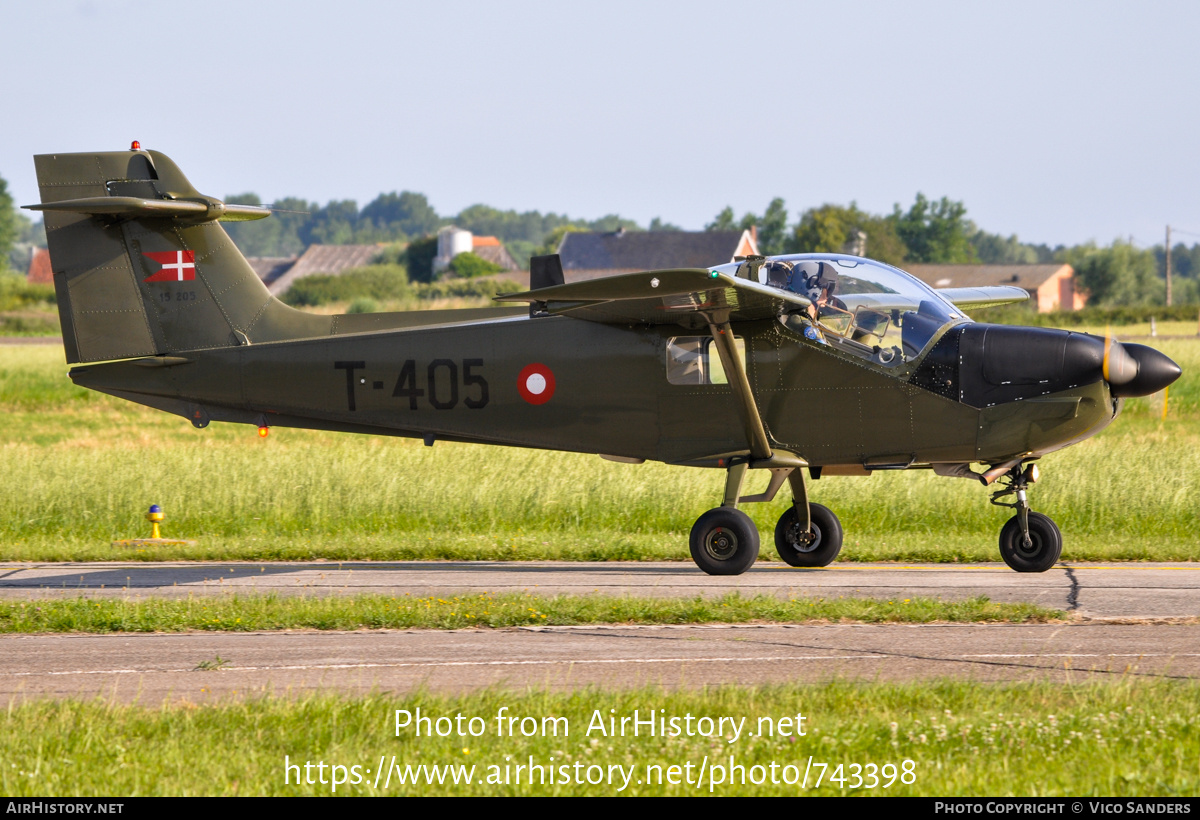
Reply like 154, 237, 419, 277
0, 593, 1060, 632
0, 342, 1194, 563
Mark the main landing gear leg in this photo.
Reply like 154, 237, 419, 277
991, 463, 1062, 573
774, 469, 843, 567
688, 463, 760, 576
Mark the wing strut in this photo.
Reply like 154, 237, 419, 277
705, 316, 811, 528
706, 318, 772, 461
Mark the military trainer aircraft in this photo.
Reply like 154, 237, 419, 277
26, 146, 1181, 575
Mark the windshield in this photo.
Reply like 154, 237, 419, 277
713, 255, 964, 364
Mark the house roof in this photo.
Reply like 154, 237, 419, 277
26, 248, 53, 285
267, 244, 382, 295
903, 263, 1073, 291
245, 256, 298, 286
471, 242, 519, 271
558, 230, 753, 273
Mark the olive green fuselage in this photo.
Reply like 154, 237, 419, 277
70, 310, 1118, 471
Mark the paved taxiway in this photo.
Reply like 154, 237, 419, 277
1, 561, 1196, 700
1, 560, 1197, 619
3, 623, 1200, 701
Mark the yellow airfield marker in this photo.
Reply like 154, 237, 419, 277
112, 504, 198, 548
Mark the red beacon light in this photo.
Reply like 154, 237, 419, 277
130, 140, 141, 151
257, 425, 270, 438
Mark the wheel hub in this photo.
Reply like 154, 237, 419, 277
788, 522, 821, 553
704, 527, 738, 560
1015, 532, 1042, 557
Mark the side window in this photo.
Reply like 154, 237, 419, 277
666, 336, 746, 385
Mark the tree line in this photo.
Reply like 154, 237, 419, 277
2, 169, 1197, 307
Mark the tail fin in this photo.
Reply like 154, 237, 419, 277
30, 148, 331, 363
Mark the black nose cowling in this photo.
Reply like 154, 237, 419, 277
1108, 342, 1183, 397
943, 325, 1182, 408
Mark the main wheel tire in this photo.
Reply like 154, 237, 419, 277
998, 512, 1063, 572
689, 507, 761, 575
774, 503, 843, 567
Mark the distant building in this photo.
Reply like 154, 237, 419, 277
904, 263, 1085, 313
26, 248, 53, 285
245, 256, 298, 288
557, 228, 759, 282
468, 235, 519, 271
263, 244, 381, 296
433, 226, 518, 274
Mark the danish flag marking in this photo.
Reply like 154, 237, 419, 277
144, 250, 196, 282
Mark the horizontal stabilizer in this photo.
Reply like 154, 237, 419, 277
936, 286, 1029, 310
24, 196, 271, 223
496, 268, 811, 325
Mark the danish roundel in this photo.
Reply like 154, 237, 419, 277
517, 363, 555, 405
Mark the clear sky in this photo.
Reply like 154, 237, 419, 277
3, 0, 1197, 248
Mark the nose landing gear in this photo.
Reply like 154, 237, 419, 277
991, 463, 1062, 572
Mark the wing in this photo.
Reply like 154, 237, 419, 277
936, 286, 1030, 310
495, 268, 811, 325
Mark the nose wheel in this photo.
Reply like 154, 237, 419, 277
998, 512, 1062, 572
991, 463, 1062, 572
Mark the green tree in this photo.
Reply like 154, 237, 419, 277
1065, 240, 1162, 307
756, 198, 788, 255
588, 214, 641, 233
447, 251, 503, 279
504, 240, 536, 270
223, 194, 313, 257
0, 175, 18, 275
648, 217, 681, 231
892, 193, 978, 263
970, 229, 1039, 264
706, 206, 736, 232
360, 191, 440, 239
7, 210, 43, 275
404, 236, 439, 283
305, 200, 361, 245
787, 203, 908, 267
536, 225, 588, 256
281, 264, 409, 308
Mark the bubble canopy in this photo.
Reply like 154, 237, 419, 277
711, 254, 966, 364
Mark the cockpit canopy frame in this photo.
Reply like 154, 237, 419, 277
712, 254, 968, 366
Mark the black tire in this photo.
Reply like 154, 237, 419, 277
774, 503, 843, 567
998, 512, 1063, 572
689, 507, 761, 575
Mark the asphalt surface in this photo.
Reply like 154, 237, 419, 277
2, 560, 1197, 619
1, 561, 1196, 701
3, 623, 1199, 702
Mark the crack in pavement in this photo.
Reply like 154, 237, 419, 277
544, 626, 1198, 682
1063, 563, 1081, 611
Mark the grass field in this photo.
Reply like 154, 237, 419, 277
1, 682, 1196, 796
0, 340, 1194, 801
0, 338, 1195, 564
0, 593, 1061, 633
